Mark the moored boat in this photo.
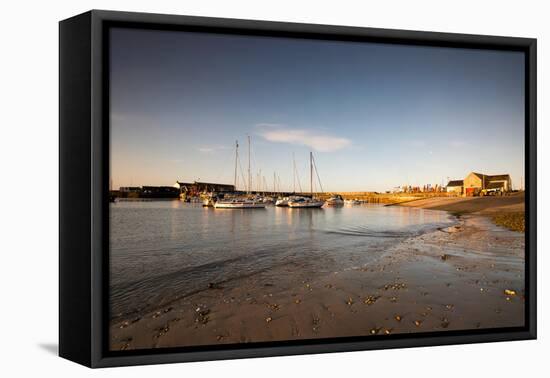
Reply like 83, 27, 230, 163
275, 197, 289, 206
287, 197, 324, 208
213, 137, 266, 209
325, 194, 344, 206
275, 196, 300, 207
344, 199, 361, 205
214, 199, 266, 209
287, 152, 324, 208
262, 196, 276, 204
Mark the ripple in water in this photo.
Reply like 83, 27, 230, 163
109, 201, 455, 319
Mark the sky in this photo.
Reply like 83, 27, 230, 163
110, 28, 525, 192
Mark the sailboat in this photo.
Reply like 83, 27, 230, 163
275, 195, 302, 207
288, 152, 324, 208
214, 136, 266, 209
214, 198, 266, 209
276, 154, 303, 207
275, 197, 291, 207
325, 194, 344, 206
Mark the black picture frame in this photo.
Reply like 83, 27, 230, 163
59, 9, 537, 368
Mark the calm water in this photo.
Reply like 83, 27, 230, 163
110, 201, 454, 319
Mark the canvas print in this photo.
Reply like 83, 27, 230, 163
108, 28, 526, 351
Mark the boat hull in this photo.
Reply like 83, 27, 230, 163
344, 200, 361, 205
275, 199, 289, 207
287, 201, 324, 208
214, 202, 266, 209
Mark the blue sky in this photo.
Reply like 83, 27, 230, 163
110, 28, 525, 192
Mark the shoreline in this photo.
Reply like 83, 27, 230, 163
110, 207, 525, 350
393, 192, 524, 213
394, 193, 525, 232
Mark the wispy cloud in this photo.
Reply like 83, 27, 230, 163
198, 147, 215, 153
257, 125, 351, 152
197, 145, 229, 153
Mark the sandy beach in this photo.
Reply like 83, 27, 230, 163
109, 194, 525, 351
396, 192, 525, 214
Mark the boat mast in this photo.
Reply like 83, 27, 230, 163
293, 152, 296, 193
310, 151, 313, 197
311, 152, 324, 194
247, 135, 251, 194
234, 140, 238, 190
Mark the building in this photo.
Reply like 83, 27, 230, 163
117, 186, 180, 199
140, 186, 180, 198
463, 172, 512, 196
175, 181, 235, 196
119, 186, 141, 193
173, 181, 194, 193
118, 186, 141, 198
446, 180, 464, 194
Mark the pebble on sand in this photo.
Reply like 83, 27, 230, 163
363, 295, 380, 305
155, 325, 169, 338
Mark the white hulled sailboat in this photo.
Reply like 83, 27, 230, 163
288, 152, 324, 208
214, 136, 266, 209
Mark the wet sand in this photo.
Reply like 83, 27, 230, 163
395, 192, 525, 215
111, 210, 525, 350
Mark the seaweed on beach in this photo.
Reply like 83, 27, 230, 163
491, 212, 525, 232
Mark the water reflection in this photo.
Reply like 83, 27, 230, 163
109, 201, 454, 318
